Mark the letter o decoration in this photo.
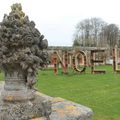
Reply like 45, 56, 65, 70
72, 51, 87, 73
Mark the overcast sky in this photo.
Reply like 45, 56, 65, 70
0, 0, 120, 46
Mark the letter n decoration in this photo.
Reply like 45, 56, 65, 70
52, 51, 68, 75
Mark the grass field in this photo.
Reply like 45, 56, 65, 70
0, 65, 120, 120
36, 65, 120, 120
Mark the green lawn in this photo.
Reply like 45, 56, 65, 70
36, 65, 120, 120
0, 65, 120, 120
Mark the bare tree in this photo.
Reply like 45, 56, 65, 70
100, 24, 119, 55
91, 18, 107, 46
73, 18, 106, 47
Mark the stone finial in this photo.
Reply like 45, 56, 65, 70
0, 3, 52, 119
0, 3, 48, 88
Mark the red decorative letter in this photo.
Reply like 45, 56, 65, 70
112, 48, 120, 73
91, 49, 106, 74
72, 51, 87, 73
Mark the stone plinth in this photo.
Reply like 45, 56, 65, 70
1, 72, 35, 101
0, 84, 51, 120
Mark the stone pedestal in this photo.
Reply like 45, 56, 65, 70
0, 82, 51, 120
1, 71, 35, 101
0, 96, 51, 120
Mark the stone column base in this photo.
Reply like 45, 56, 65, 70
1, 89, 35, 101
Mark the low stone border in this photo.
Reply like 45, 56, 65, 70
36, 92, 93, 120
